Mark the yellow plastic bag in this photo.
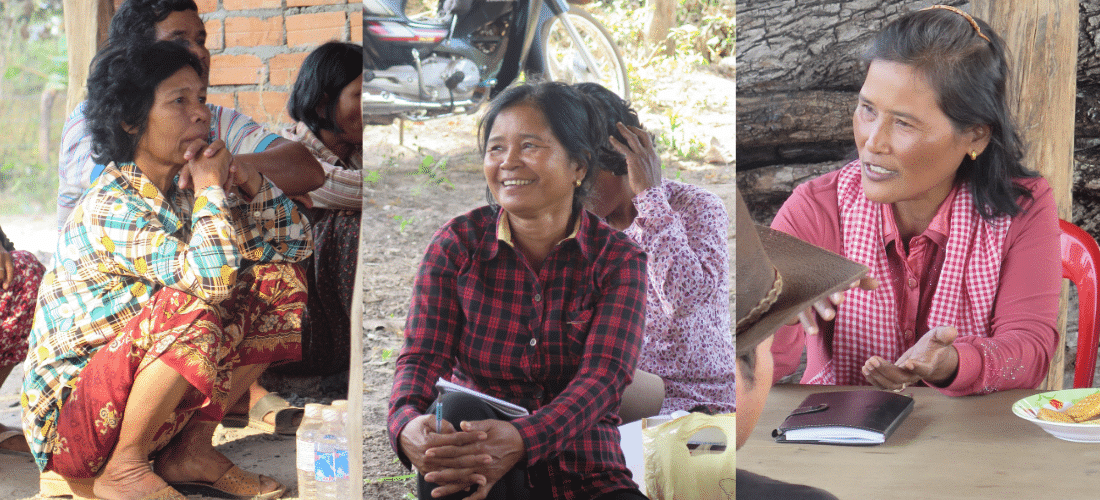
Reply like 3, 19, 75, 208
642, 413, 736, 500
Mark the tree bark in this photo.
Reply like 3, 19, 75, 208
972, 1, 1078, 391
645, 0, 677, 54
63, 0, 114, 114
736, 0, 967, 95
39, 88, 59, 166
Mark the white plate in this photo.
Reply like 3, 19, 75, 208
1012, 388, 1100, 443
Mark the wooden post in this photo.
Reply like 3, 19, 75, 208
970, 1, 1078, 389
63, 0, 114, 114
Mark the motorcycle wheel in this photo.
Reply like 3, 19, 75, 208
538, 7, 629, 99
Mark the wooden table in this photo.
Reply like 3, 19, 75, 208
738, 385, 1100, 498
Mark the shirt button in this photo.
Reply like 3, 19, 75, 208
908, 278, 917, 289
905, 329, 914, 339
533, 293, 542, 302
253, 211, 261, 218
529, 338, 538, 347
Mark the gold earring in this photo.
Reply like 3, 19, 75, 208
575, 179, 583, 187
969, 151, 978, 161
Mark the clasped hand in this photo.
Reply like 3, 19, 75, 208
862, 325, 960, 390
400, 414, 525, 500
177, 138, 262, 197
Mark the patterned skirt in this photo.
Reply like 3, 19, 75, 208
46, 263, 306, 477
0, 250, 46, 366
272, 208, 358, 376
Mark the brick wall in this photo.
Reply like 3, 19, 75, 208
199, 1, 362, 127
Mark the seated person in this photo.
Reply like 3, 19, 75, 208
274, 41, 364, 376
388, 82, 650, 500
735, 188, 850, 500
769, 6, 1060, 395
0, 225, 46, 453
576, 82, 733, 418
22, 41, 310, 500
57, 0, 324, 230
56, 0, 325, 435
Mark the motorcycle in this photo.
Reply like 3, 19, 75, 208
361, 0, 629, 122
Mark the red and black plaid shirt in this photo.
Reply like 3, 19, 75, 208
389, 206, 647, 498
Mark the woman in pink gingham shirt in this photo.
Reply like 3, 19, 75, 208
768, 7, 1060, 396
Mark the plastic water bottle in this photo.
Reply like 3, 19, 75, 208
295, 403, 325, 500
330, 399, 348, 424
315, 407, 349, 500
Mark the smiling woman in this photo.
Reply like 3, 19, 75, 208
388, 82, 652, 500
767, 6, 1061, 397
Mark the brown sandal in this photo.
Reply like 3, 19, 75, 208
169, 465, 286, 499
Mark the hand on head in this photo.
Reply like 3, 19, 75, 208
0, 246, 11, 290
790, 276, 880, 335
862, 325, 960, 390
608, 122, 661, 197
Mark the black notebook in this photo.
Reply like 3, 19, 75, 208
771, 390, 914, 445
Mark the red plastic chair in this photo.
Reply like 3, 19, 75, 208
1060, 219, 1100, 388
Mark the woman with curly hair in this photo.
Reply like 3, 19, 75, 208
23, 40, 310, 500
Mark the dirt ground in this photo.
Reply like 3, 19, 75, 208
357, 68, 735, 498
0, 62, 734, 500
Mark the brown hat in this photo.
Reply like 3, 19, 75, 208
736, 188, 868, 354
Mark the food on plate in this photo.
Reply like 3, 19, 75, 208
1037, 407, 1076, 423
1066, 392, 1100, 422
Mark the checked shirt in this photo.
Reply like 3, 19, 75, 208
389, 206, 647, 499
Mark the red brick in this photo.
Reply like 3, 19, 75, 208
224, 0, 282, 9
350, 12, 362, 43
237, 91, 291, 125
288, 0, 344, 5
225, 15, 284, 47
194, 0, 218, 13
286, 11, 346, 47
204, 19, 223, 51
206, 92, 236, 110
269, 52, 309, 87
209, 54, 264, 86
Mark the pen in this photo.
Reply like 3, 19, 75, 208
436, 400, 443, 433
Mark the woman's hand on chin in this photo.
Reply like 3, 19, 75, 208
183, 139, 231, 192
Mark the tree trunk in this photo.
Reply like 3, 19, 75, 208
737, 0, 968, 95
736, 90, 856, 168
63, 0, 114, 114
39, 88, 59, 166
645, 0, 677, 54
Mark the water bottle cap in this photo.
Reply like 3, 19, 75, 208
305, 403, 325, 417
330, 400, 348, 410
322, 408, 340, 421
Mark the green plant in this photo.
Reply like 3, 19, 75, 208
393, 214, 415, 232
410, 153, 454, 196
365, 170, 381, 184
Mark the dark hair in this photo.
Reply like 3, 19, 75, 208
86, 41, 204, 164
288, 41, 364, 135
864, 7, 1037, 219
108, 0, 198, 47
478, 81, 606, 213
574, 82, 640, 176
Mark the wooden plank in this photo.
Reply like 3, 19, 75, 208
63, 0, 114, 114
971, 1, 1079, 389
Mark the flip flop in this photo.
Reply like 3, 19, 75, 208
0, 428, 29, 455
170, 465, 286, 499
222, 393, 303, 436
40, 471, 183, 500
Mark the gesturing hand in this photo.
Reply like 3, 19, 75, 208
790, 276, 880, 335
862, 326, 960, 390
608, 122, 662, 197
